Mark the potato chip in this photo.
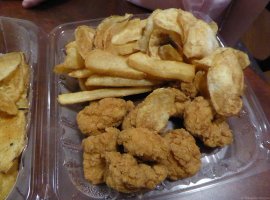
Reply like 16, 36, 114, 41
111, 18, 146, 45
63, 41, 85, 69
0, 92, 18, 115
0, 111, 26, 173
58, 87, 152, 104
0, 52, 21, 82
159, 44, 183, 62
207, 49, 244, 116
153, 8, 182, 35
68, 69, 93, 78
193, 47, 250, 70
94, 14, 132, 49
0, 159, 18, 200
75, 25, 95, 59
128, 52, 195, 82
178, 10, 219, 59
138, 9, 161, 52
85, 49, 146, 79
148, 29, 171, 58
85, 75, 161, 87
103, 20, 129, 50
0, 61, 24, 102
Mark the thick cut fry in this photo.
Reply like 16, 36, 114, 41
85, 75, 161, 87
68, 69, 93, 78
75, 25, 95, 59
85, 49, 146, 79
111, 18, 146, 45
108, 42, 139, 56
0, 52, 21, 81
58, 87, 152, 104
159, 44, 183, 61
128, 52, 195, 82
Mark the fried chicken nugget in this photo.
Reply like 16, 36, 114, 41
160, 129, 201, 180
77, 98, 134, 135
184, 96, 233, 147
104, 152, 167, 193
118, 128, 169, 161
122, 88, 189, 131
82, 127, 119, 184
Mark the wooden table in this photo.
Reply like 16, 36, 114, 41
1, 0, 269, 199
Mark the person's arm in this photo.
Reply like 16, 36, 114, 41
22, 0, 45, 8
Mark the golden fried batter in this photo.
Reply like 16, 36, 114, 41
122, 88, 188, 131
184, 96, 233, 147
104, 152, 167, 193
160, 129, 201, 180
77, 98, 134, 135
82, 127, 119, 184
118, 128, 169, 161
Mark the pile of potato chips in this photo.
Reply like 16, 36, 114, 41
0, 52, 29, 200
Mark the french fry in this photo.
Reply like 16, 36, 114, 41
58, 87, 152, 104
85, 75, 161, 87
68, 69, 93, 78
128, 52, 195, 82
108, 42, 139, 56
159, 44, 183, 62
85, 49, 146, 79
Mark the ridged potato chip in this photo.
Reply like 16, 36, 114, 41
0, 111, 26, 173
0, 159, 18, 200
0, 52, 21, 82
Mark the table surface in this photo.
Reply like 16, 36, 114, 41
0, 0, 270, 199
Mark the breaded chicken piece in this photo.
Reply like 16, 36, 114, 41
118, 128, 169, 161
122, 88, 189, 131
104, 152, 167, 193
82, 127, 119, 184
77, 98, 134, 135
160, 129, 201, 180
184, 96, 233, 147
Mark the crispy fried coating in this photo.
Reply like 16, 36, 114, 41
82, 127, 119, 184
160, 129, 201, 180
184, 96, 233, 147
122, 88, 188, 131
77, 98, 134, 135
104, 152, 167, 193
118, 128, 169, 161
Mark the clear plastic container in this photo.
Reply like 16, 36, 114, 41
1, 15, 270, 200
0, 17, 47, 200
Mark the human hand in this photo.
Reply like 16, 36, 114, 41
22, 0, 45, 8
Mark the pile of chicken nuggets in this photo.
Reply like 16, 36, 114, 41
55, 8, 250, 193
